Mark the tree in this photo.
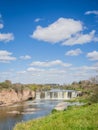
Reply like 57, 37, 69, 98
90, 76, 98, 85
90, 86, 98, 103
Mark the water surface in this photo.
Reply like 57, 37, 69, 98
0, 100, 60, 130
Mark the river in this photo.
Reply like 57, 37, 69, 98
0, 100, 61, 130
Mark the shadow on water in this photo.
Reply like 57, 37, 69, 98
0, 100, 61, 130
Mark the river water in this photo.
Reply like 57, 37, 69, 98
0, 100, 61, 130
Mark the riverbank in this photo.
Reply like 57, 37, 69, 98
0, 80, 52, 107
0, 89, 35, 106
14, 103, 98, 130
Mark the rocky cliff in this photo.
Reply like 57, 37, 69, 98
0, 89, 35, 106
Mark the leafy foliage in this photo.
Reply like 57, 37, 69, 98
89, 85, 98, 103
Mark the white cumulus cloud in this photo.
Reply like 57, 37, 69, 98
19, 55, 31, 60
0, 33, 14, 42
85, 10, 98, 15
0, 50, 16, 63
27, 67, 44, 72
31, 17, 97, 46
34, 18, 41, 22
31, 18, 83, 43
30, 60, 72, 67
17, 71, 26, 74
65, 48, 82, 56
62, 30, 95, 46
0, 14, 14, 43
0, 23, 4, 29
87, 51, 98, 61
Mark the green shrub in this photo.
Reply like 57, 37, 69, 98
51, 109, 58, 114
89, 86, 98, 103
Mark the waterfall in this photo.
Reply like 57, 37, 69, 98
36, 92, 40, 99
36, 89, 77, 100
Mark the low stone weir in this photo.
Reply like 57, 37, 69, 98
36, 89, 77, 100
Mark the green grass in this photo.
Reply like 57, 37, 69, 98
14, 103, 98, 130
64, 96, 89, 103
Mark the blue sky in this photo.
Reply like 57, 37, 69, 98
0, 0, 98, 84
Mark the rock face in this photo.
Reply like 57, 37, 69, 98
0, 89, 35, 106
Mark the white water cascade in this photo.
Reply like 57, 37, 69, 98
36, 89, 77, 100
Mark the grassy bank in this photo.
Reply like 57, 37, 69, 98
14, 103, 98, 130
